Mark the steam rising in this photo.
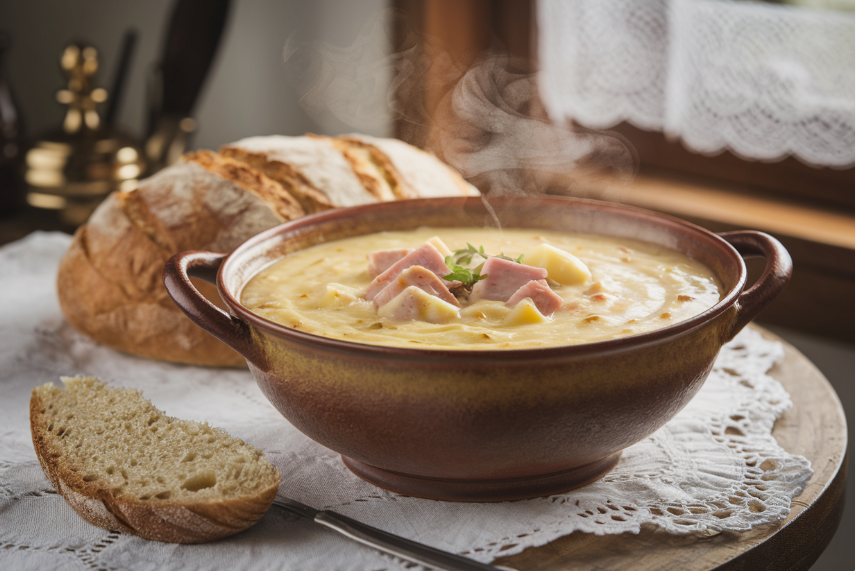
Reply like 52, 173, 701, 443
283, 12, 638, 197
283, 15, 394, 136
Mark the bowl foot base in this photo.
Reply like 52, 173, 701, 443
341, 452, 622, 502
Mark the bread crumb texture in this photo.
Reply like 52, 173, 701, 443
30, 376, 280, 543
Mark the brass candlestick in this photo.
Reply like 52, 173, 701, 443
24, 42, 145, 227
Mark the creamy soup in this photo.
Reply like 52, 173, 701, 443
240, 228, 722, 350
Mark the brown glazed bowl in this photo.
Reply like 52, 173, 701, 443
163, 196, 791, 502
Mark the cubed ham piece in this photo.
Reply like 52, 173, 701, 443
377, 286, 460, 323
366, 243, 453, 300
469, 257, 547, 302
373, 265, 460, 308
506, 279, 563, 316
367, 248, 413, 278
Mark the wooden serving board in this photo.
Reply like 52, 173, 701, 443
496, 326, 848, 571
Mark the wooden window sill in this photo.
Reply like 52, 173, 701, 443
619, 168, 853, 250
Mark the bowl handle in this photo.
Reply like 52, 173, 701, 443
163, 251, 264, 369
718, 231, 792, 341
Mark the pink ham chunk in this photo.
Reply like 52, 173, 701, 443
373, 265, 460, 308
367, 248, 413, 278
366, 243, 453, 300
470, 257, 547, 302
506, 279, 563, 316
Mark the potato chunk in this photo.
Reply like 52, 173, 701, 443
318, 283, 362, 308
503, 298, 548, 325
377, 286, 460, 323
522, 244, 591, 285
426, 236, 453, 257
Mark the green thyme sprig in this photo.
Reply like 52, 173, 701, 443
495, 253, 525, 264
443, 265, 487, 288
442, 244, 524, 289
446, 243, 484, 267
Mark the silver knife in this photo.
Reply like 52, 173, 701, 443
272, 497, 504, 571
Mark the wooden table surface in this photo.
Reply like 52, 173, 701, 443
496, 326, 848, 571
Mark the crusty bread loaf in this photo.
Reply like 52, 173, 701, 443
30, 376, 280, 543
57, 158, 294, 367
57, 134, 478, 367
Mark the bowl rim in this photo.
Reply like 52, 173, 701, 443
217, 196, 747, 361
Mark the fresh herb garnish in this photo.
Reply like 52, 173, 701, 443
445, 243, 484, 267
444, 265, 487, 288
442, 244, 524, 290
495, 253, 525, 264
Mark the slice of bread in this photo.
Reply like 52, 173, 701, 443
30, 376, 281, 543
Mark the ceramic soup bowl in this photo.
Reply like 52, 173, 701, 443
163, 196, 791, 501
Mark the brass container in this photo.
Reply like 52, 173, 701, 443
24, 43, 144, 227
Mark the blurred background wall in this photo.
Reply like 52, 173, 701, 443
0, 0, 391, 151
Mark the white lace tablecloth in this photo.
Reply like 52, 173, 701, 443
0, 232, 813, 570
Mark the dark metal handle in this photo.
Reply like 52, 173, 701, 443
718, 231, 792, 341
315, 510, 500, 571
162, 250, 264, 369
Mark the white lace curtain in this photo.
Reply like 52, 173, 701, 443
537, 0, 855, 167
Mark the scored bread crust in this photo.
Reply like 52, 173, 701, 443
218, 145, 335, 213
30, 382, 280, 544
342, 134, 480, 198
56, 160, 295, 367
222, 135, 380, 208
185, 150, 305, 222
57, 134, 479, 367
58, 225, 244, 367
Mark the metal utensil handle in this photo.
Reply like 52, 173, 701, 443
315, 511, 499, 571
